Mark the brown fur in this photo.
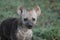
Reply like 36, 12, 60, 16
16, 5, 41, 40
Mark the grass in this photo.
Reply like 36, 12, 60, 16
0, 0, 60, 40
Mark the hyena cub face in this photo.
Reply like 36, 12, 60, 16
17, 6, 41, 29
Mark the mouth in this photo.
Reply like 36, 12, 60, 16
25, 23, 33, 29
27, 26, 32, 29
26, 25, 33, 29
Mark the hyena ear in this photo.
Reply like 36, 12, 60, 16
17, 6, 25, 15
34, 5, 41, 17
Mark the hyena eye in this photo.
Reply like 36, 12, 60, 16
24, 18, 28, 21
32, 18, 35, 21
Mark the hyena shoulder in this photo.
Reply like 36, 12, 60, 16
0, 18, 19, 35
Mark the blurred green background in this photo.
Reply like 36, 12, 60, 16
0, 0, 60, 40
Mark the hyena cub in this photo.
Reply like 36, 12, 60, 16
0, 5, 41, 40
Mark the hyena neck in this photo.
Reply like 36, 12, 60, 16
18, 25, 30, 32
17, 27, 32, 40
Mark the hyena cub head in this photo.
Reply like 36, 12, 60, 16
17, 6, 41, 29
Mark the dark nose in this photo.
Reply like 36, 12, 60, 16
28, 23, 33, 27
28, 24, 32, 27
27, 23, 33, 29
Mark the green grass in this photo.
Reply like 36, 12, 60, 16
0, 0, 60, 40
